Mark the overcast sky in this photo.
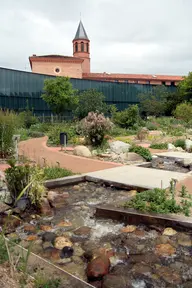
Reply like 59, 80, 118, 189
0, 0, 192, 75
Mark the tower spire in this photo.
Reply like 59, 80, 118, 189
73, 20, 89, 41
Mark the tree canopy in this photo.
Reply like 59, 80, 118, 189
41, 77, 78, 115
177, 72, 192, 102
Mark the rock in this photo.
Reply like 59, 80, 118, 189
73, 226, 91, 238
73, 244, 85, 257
176, 147, 184, 152
102, 275, 131, 288
40, 225, 53, 231
71, 256, 84, 265
155, 243, 176, 256
73, 185, 81, 190
155, 265, 182, 285
47, 191, 69, 208
25, 235, 38, 241
24, 224, 36, 234
109, 141, 131, 155
60, 246, 74, 258
54, 236, 72, 250
63, 262, 87, 281
185, 139, 192, 151
42, 232, 57, 243
0, 214, 21, 233
73, 145, 92, 157
120, 225, 136, 233
168, 143, 176, 151
43, 247, 61, 261
120, 152, 144, 162
56, 221, 72, 228
178, 233, 192, 247
131, 263, 152, 276
163, 227, 177, 236
134, 229, 146, 238
182, 158, 192, 167
39, 198, 53, 216
16, 198, 30, 212
0, 202, 9, 213
86, 255, 110, 280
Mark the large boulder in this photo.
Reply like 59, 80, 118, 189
185, 139, 192, 151
86, 255, 110, 280
47, 190, 69, 208
73, 145, 92, 157
168, 143, 176, 151
119, 152, 144, 162
109, 141, 131, 155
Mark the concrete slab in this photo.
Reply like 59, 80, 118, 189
155, 151, 192, 160
85, 165, 187, 190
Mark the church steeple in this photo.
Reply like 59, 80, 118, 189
73, 20, 90, 74
73, 20, 89, 41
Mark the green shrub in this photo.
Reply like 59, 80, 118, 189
47, 123, 76, 146
0, 110, 20, 158
109, 125, 135, 137
149, 143, 168, 150
5, 160, 46, 206
129, 145, 152, 161
145, 122, 159, 131
43, 166, 73, 180
17, 128, 30, 141
173, 139, 186, 150
112, 105, 141, 129
174, 102, 192, 123
19, 110, 38, 129
81, 112, 112, 146
28, 131, 45, 138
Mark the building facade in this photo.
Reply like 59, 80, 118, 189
29, 21, 183, 86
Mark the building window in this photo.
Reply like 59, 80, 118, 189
81, 42, 84, 52
55, 67, 60, 73
171, 81, 175, 86
162, 81, 166, 85
86, 43, 89, 53
75, 42, 78, 52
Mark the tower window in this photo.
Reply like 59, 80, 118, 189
86, 43, 89, 52
81, 42, 84, 52
75, 42, 78, 52
55, 67, 60, 73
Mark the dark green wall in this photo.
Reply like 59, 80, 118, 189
0, 67, 175, 115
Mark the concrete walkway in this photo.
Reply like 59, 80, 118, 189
18, 137, 122, 174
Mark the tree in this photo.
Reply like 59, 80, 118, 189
112, 104, 141, 129
138, 86, 169, 117
74, 89, 108, 119
41, 77, 78, 115
177, 72, 192, 102
174, 102, 192, 123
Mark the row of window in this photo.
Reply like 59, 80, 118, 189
74, 42, 89, 53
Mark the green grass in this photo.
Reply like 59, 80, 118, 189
0, 235, 8, 264
43, 166, 73, 180
34, 277, 61, 288
149, 143, 168, 150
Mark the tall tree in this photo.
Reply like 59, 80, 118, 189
74, 89, 108, 119
177, 72, 192, 102
41, 77, 78, 115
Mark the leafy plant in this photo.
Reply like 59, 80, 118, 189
129, 145, 152, 161
81, 112, 112, 146
149, 143, 168, 150
28, 131, 45, 138
112, 105, 141, 129
74, 89, 108, 119
174, 102, 192, 123
41, 76, 78, 115
34, 277, 61, 288
173, 139, 186, 150
43, 166, 73, 180
19, 110, 38, 129
47, 123, 77, 146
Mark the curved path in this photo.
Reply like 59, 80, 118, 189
18, 137, 122, 174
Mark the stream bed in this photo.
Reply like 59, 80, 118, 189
7, 182, 192, 288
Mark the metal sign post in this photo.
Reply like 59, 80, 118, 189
60, 132, 68, 152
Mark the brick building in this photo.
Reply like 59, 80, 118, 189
29, 21, 183, 86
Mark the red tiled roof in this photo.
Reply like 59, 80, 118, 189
83, 72, 183, 82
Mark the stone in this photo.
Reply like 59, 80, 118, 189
73, 244, 85, 257
73, 185, 81, 190
120, 225, 136, 233
39, 198, 53, 216
176, 147, 184, 152
120, 152, 144, 162
54, 236, 72, 250
178, 233, 192, 247
40, 225, 52, 231
131, 263, 152, 276
16, 198, 30, 212
0, 202, 9, 213
102, 275, 131, 288
64, 262, 87, 281
0, 214, 21, 233
43, 247, 61, 261
56, 221, 72, 228
60, 246, 74, 258
47, 191, 69, 208
182, 158, 192, 167
86, 255, 110, 280
163, 227, 177, 236
185, 139, 192, 151
134, 229, 146, 238
155, 265, 182, 285
23, 224, 36, 234
168, 143, 176, 151
42, 232, 57, 243
73, 145, 92, 157
71, 256, 84, 265
73, 226, 91, 238
155, 243, 176, 256
109, 141, 131, 155
25, 235, 38, 241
